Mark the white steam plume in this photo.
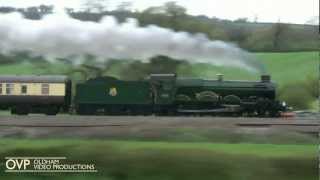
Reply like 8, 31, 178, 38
0, 12, 264, 72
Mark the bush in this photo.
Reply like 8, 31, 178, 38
278, 82, 315, 110
304, 75, 319, 99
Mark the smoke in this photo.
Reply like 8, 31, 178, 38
0, 12, 265, 72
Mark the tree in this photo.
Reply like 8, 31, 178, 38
116, 1, 133, 12
163, 1, 186, 17
0, 6, 16, 13
65, 8, 74, 14
140, 1, 187, 30
142, 1, 186, 16
148, 55, 183, 74
163, 1, 187, 30
233, 18, 248, 23
271, 23, 289, 50
82, 0, 108, 12
39, 5, 53, 14
226, 26, 249, 43
245, 22, 290, 51
26, 6, 39, 13
24, 6, 41, 19
142, 6, 165, 14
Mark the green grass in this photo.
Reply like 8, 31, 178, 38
177, 51, 318, 85
311, 100, 319, 111
0, 62, 69, 75
0, 139, 317, 180
256, 52, 318, 84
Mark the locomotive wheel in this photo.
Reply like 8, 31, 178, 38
10, 107, 17, 115
196, 91, 219, 103
255, 98, 270, 117
223, 95, 241, 105
257, 109, 266, 117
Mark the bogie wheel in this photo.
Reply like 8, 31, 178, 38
10, 107, 17, 115
45, 106, 59, 116
15, 106, 29, 115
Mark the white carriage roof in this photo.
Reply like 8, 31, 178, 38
0, 75, 69, 83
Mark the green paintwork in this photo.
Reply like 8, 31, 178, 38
149, 74, 177, 105
75, 75, 276, 106
75, 77, 152, 105
175, 78, 276, 100
74, 74, 283, 115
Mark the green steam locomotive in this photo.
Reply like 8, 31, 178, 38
0, 74, 287, 117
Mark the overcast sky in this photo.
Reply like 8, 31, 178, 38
0, 0, 318, 24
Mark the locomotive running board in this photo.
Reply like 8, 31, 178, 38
177, 106, 242, 113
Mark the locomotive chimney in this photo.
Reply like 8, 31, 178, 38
261, 75, 271, 82
217, 74, 224, 81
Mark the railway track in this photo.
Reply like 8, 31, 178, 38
0, 115, 318, 137
0, 120, 318, 127
0, 115, 318, 126
236, 122, 319, 127
236, 121, 319, 135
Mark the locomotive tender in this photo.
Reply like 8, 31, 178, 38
0, 74, 287, 117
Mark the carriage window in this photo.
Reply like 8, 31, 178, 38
0, 84, 2, 95
21, 85, 27, 94
41, 84, 49, 95
6, 84, 14, 95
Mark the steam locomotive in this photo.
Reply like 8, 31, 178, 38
0, 74, 287, 117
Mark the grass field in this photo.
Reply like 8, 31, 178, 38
255, 52, 318, 84
177, 51, 318, 84
0, 139, 317, 180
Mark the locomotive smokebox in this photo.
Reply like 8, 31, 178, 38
261, 75, 271, 82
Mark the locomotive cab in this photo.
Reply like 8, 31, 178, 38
149, 74, 177, 114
